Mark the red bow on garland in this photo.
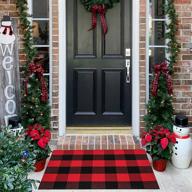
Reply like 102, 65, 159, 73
89, 4, 108, 34
25, 63, 48, 102
151, 62, 173, 97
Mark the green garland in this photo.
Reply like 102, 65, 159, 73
16, 0, 36, 70
165, 0, 180, 74
16, 0, 50, 129
144, 0, 180, 131
80, 0, 119, 11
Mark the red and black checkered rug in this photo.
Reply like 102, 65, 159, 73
39, 150, 159, 190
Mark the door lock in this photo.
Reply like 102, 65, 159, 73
125, 48, 131, 57
125, 59, 130, 83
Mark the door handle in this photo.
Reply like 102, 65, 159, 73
125, 59, 130, 83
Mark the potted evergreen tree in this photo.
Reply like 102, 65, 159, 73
144, 62, 174, 132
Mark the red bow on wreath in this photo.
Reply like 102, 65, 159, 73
25, 63, 48, 102
89, 4, 108, 34
151, 62, 173, 97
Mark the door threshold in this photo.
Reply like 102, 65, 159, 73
66, 127, 132, 134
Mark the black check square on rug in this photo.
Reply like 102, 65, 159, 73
39, 150, 159, 190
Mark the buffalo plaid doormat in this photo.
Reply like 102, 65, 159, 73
39, 150, 159, 190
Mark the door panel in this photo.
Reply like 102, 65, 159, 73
67, 0, 132, 126
103, 3, 123, 57
74, 1, 96, 58
73, 69, 96, 115
102, 69, 124, 115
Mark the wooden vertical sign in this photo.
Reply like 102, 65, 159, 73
0, 16, 20, 126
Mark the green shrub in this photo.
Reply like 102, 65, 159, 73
0, 128, 36, 192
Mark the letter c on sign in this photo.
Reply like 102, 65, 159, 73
4, 85, 15, 99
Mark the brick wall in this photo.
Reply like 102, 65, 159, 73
140, 0, 147, 133
0, 1, 17, 18
1, 0, 192, 135
51, 0, 59, 129
173, 0, 192, 123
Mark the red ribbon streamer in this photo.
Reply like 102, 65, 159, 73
25, 63, 48, 102
2, 25, 13, 35
151, 62, 173, 97
89, 4, 108, 34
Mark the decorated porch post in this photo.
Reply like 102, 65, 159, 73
16, 0, 51, 171
142, 0, 181, 172
144, 0, 180, 132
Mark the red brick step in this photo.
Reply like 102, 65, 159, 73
57, 135, 141, 150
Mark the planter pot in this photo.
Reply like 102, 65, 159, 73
34, 159, 47, 172
152, 159, 167, 172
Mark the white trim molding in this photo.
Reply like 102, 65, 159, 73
58, 0, 66, 136
146, 0, 150, 102
132, 0, 140, 137
58, 0, 140, 137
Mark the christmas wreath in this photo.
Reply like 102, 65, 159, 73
80, 0, 120, 11
80, 0, 120, 34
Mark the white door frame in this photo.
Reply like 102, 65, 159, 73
58, 0, 140, 137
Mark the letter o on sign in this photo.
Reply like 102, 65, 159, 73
5, 100, 16, 115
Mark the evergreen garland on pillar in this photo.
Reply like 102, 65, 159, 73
144, 0, 180, 131
16, 0, 50, 129
165, 0, 180, 74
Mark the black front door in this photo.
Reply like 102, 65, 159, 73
67, 0, 132, 126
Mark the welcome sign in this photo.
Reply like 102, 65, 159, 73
0, 16, 20, 126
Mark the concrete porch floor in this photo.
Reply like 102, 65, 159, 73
29, 134, 192, 192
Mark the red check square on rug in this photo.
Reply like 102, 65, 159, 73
39, 150, 159, 190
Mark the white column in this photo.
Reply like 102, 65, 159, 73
146, 0, 150, 102
58, 0, 66, 136
132, 0, 140, 137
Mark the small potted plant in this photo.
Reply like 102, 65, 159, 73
26, 124, 51, 172
142, 125, 176, 172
